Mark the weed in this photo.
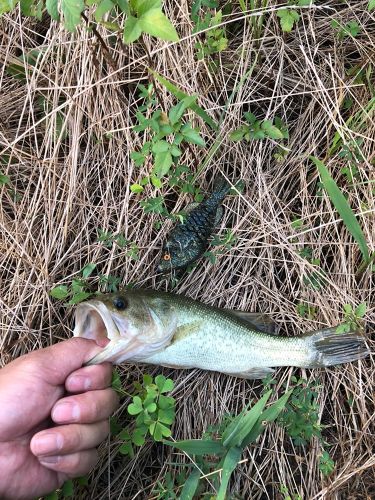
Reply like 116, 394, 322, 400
280, 484, 302, 500
164, 389, 293, 499
277, 377, 335, 477
331, 19, 361, 40
131, 89, 205, 193
1, 0, 179, 43
118, 374, 176, 457
296, 302, 317, 320
277, 1, 314, 33
194, 8, 228, 64
230, 113, 288, 142
50, 263, 96, 304
204, 229, 237, 264
336, 302, 366, 333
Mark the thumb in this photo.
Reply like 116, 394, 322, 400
17, 338, 107, 386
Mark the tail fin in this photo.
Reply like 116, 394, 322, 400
305, 327, 369, 367
212, 175, 231, 200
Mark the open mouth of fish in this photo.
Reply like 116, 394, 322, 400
73, 301, 135, 365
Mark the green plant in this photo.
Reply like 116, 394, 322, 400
118, 374, 175, 457
319, 450, 335, 476
194, 8, 228, 62
164, 389, 292, 499
280, 484, 302, 500
131, 91, 205, 186
336, 302, 366, 333
296, 302, 317, 320
230, 113, 288, 142
97, 229, 139, 258
49, 263, 96, 304
277, 378, 322, 446
43, 477, 88, 499
277, 377, 335, 477
331, 19, 361, 40
204, 229, 237, 264
369, 0, 375, 11
0, 172, 10, 186
0, 0, 179, 44
277, 1, 314, 33
310, 156, 371, 270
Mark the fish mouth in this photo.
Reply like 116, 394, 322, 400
74, 300, 121, 343
74, 301, 138, 365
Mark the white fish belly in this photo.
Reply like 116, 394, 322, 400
141, 326, 312, 373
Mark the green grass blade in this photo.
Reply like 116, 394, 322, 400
222, 390, 272, 448
179, 467, 200, 500
216, 447, 242, 500
150, 70, 218, 130
241, 389, 293, 447
310, 156, 369, 263
163, 438, 225, 456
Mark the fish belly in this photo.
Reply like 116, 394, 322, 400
140, 324, 312, 374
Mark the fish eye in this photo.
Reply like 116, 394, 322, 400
113, 296, 128, 310
163, 253, 171, 261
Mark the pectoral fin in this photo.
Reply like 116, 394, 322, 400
224, 310, 277, 335
225, 367, 275, 380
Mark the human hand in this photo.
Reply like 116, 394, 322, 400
0, 338, 118, 499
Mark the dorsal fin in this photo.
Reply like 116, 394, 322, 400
224, 310, 278, 335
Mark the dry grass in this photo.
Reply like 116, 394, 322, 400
0, 0, 374, 498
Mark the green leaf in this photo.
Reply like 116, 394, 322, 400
61, 0, 84, 31
62, 479, 74, 497
216, 447, 242, 500
222, 390, 272, 448
169, 96, 197, 125
0, 0, 17, 15
229, 127, 246, 141
158, 394, 175, 409
158, 408, 175, 425
139, 9, 179, 42
151, 70, 218, 130
355, 302, 366, 318
132, 428, 146, 446
163, 438, 225, 456
146, 402, 157, 413
261, 120, 284, 140
150, 421, 171, 441
46, 0, 59, 20
336, 323, 351, 334
277, 9, 300, 33
50, 285, 69, 300
179, 467, 200, 500
133, 0, 161, 16
119, 441, 134, 456
369, 0, 375, 11
150, 176, 162, 188
180, 125, 205, 146
0, 173, 10, 185
153, 151, 172, 177
128, 396, 143, 415
82, 263, 96, 279
123, 15, 142, 43
152, 140, 169, 153
241, 390, 293, 447
67, 291, 92, 305
130, 183, 144, 193
310, 156, 369, 262
44, 492, 59, 500
95, 0, 114, 21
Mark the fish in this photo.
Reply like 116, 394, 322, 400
157, 176, 231, 273
73, 289, 369, 379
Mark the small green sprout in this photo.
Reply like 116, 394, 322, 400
49, 263, 96, 305
230, 113, 288, 142
336, 303, 366, 333
331, 19, 361, 39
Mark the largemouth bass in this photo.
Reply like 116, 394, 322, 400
73, 290, 369, 379
157, 176, 231, 273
